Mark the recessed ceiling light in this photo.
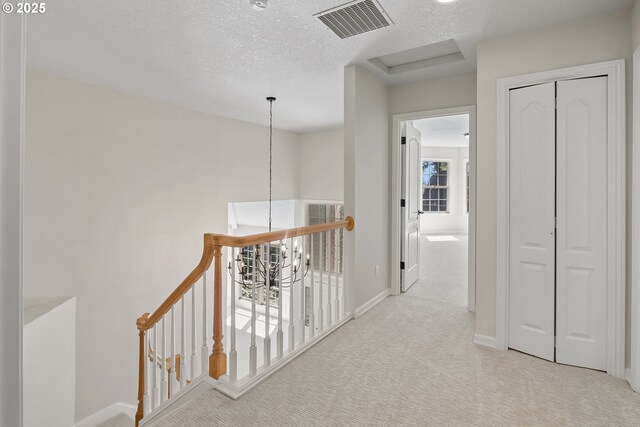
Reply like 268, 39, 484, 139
250, 0, 268, 10
434, 0, 458, 4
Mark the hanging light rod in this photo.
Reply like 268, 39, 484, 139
267, 97, 276, 233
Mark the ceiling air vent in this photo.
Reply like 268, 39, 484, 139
315, 0, 393, 39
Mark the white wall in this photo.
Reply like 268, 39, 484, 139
228, 200, 299, 235
474, 8, 633, 348
24, 298, 76, 427
0, 12, 25, 427
420, 146, 469, 235
23, 71, 301, 420
298, 129, 344, 201
389, 74, 477, 116
633, 0, 640, 52
344, 65, 390, 313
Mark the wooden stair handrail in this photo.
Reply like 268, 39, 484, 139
205, 216, 354, 248
137, 216, 354, 331
136, 216, 354, 425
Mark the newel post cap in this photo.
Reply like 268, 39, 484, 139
136, 313, 150, 331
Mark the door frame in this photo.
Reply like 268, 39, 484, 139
631, 47, 640, 392
0, 11, 26, 426
495, 59, 626, 379
391, 105, 477, 312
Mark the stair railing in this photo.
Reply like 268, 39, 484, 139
135, 216, 354, 426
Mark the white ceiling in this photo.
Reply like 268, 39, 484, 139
27, 0, 632, 133
413, 114, 469, 148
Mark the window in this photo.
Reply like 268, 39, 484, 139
422, 161, 449, 213
466, 161, 470, 214
308, 203, 344, 273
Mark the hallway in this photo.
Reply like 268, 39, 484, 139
409, 234, 468, 306
152, 236, 640, 426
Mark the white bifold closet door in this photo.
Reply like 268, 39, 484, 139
555, 77, 607, 371
508, 82, 556, 362
508, 77, 608, 371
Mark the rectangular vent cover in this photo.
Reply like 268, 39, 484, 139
315, 0, 392, 39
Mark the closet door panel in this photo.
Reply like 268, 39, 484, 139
508, 83, 556, 362
556, 77, 607, 371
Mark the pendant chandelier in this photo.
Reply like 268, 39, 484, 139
228, 97, 311, 292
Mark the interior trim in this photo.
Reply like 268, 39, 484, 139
630, 47, 640, 392
391, 105, 477, 313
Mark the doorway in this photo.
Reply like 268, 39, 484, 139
392, 105, 477, 312
495, 60, 626, 378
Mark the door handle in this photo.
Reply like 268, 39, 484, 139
417, 211, 424, 215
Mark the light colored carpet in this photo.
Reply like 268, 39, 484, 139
152, 235, 640, 426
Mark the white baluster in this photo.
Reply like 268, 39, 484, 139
299, 235, 306, 345
201, 272, 208, 375
288, 237, 295, 352
180, 296, 186, 389
152, 325, 158, 409
318, 232, 324, 332
309, 234, 315, 339
249, 246, 257, 377
276, 244, 284, 360
340, 228, 346, 319
229, 247, 237, 383
144, 329, 150, 414
161, 316, 167, 403
169, 308, 175, 398
327, 230, 333, 326
334, 228, 340, 323
190, 286, 197, 381
264, 243, 272, 368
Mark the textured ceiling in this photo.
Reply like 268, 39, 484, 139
27, 0, 632, 132
414, 114, 469, 148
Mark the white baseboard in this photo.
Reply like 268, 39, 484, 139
75, 402, 136, 427
354, 288, 390, 319
473, 333, 497, 349
629, 368, 639, 393
140, 375, 217, 426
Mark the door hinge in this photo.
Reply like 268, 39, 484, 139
401, 136, 406, 145
401, 199, 406, 208
400, 262, 405, 270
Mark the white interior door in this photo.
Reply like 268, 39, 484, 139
401, 124, 422, 292
555, 77, 608, 371
508, 83, 556, 361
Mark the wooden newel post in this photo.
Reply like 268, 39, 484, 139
135, 313, 149, 427
209, 245, 227, 379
